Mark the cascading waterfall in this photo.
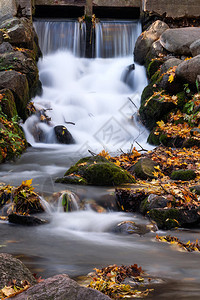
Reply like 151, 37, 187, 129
34, 19, 86, 56
95, 20, 141, 58
23, 19, 149, 154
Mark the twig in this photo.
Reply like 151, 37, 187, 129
128, 97, 138, 109
88, 150, 96, 156
135, 141, 148, 152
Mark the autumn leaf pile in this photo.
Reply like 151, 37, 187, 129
156, 235, 200, 252
154, 92, 200, 142
88, 264, 152, 299
0, 280, 30, 299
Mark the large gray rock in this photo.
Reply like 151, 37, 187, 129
0, 51, 39, 96
175, 55, 200, 85
0, 253, 36, 289
0, 17, 34, 49
134, 20, 169, 65
160, 58, 182, 74
0, 42, 14, 54
0, 70, 29, 119
0, 0, 17, 22
12, 274, 111, 300
160, 27, 200, 56
190, 39, 200, 57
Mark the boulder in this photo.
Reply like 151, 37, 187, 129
170, 169, 196, 181
0, 253, 36, 289
54, 125, 75, 144
113, 220, 156, 235
0, 70, 29, 120
190, 185, 200, 195
0, 17, 34, 49
146, 40, 168, 65
55, 175, 87, 185
139, 95, 176, 130
134, 20, 169, 65
115, 189, 146, 212
58, 156, 135, 186
0, 42, 14, 54
190, 39, 200, 57
175, 55, 200, 85
12, 274, 111, 300
140, 194, 169, 214
0, 51, 40, 97
8, 213, 48, 226
160, 58, 182, 74
0, 88, 17, 119
130, 158, 159, 180
160, 27, 200, 56
149, 207, 200, 229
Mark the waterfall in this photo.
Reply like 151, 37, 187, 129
23, 19, 150, 153
95, 21, 141, 58
34, 19, 86, 56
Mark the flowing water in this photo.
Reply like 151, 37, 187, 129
0, 19, 200, 299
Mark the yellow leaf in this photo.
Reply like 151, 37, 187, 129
168, 74, 174, 83
22, 179, 32, 187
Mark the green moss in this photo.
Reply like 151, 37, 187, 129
0, 89, 17, 119
148, 208, 180, 229
176, 91, 186, 109
61, 156, 135, 186
55, 175, 87, 185
147, 60, 163, 80
141, 84, 154, 106
140, 197, 149, 214
170, 169, 196, 181
147, 130, 160, 145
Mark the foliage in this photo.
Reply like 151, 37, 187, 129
88, 264, 153, 299
156, 235, 200, 252
0, 180, 44, 215
0, 280, 30, 299
98, 148, 141, 170
0, 93, 26, 162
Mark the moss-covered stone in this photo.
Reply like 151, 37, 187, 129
170, 169, 196, 181
147, 59, 163, 80
148, 208, 180, 229
131, 158, 158, 180
0, 89, 17, 119
147, 130, 160, 145
140, 83, 154, 106
139, 95, 176, 131
190, 185, 200, 195
55, 175, 87, 185
59, 156, 135, 186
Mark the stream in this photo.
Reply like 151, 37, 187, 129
0, 19, 200, 299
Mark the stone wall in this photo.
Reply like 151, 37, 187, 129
143, 0, 200, 18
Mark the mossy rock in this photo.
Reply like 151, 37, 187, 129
140, 83, 154, 106
190, 185, 200, 195
147, 59, 163, 80
147, 130, 160, 146
148, 208, 180, 229
60, 156, 135, 186
131, 158, 158, 180
170, 169, 196, 181
55, 175, 87, 185
0, 89, 17, 119
139, 96, 176, 131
